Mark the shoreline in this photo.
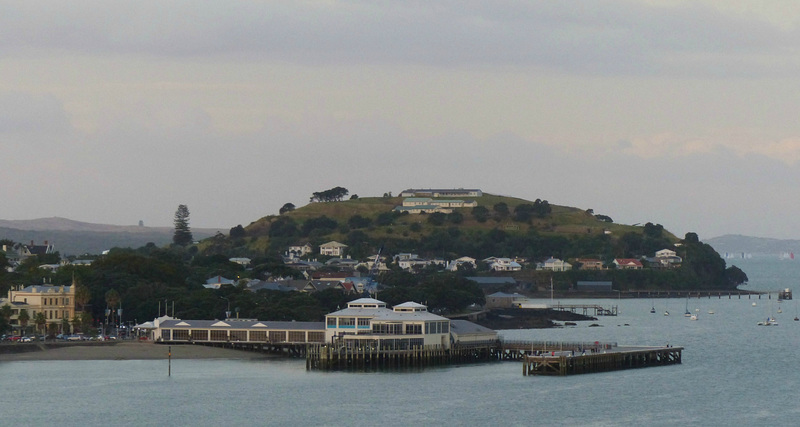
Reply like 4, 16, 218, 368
0, 341, 275, 362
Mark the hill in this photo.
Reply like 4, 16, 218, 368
201, 193, 680, 261
0, 217, 221, 256
705, 234, 800, 256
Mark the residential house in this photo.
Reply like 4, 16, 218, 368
483, 257, 522, 272
613, 259, 644, 270
446, 256, 477, 272
203, 276, 236, 289
647, 249, 682, 269
540, 257, 572, 272
319, 241, 348, 257
575, 258, 604, 270
287, 242, 313, 258
229, 257, 251, 268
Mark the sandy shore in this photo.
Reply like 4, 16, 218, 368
0, 341, 274, 362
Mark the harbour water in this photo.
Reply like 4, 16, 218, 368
2, 255, 800, 426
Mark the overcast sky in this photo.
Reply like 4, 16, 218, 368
3, 1, 800, 240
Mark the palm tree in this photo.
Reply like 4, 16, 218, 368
105, 289, 120, 332
18, 309, 30, 336
34, 312, 47, 337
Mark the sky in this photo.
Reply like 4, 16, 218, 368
3, 0, 800, 240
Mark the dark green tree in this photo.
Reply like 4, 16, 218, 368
173, 204, 193, 246
279, 203, 296, 214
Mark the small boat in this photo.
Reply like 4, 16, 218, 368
708, 310, 715, 315
778, 307, 783, 313
650, 306, 656, 314
752, 302, 757, 307
690, 314, 698, 321
758, 317, 778, 326
684, 298, 691, 317
664, 311, 670, 316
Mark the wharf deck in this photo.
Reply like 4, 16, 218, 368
522, 345, 682, 376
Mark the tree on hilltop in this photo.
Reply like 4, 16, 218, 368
310, 187, 349, 203
173, 204, 193, 246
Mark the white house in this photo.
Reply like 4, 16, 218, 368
447, 256, 477, 271
541, 257, 572, 272
319, 241, 348, 257
483, 257, 522, 272
324, 298, 452, 349
287, 243, 313, 257
203, 276, 236, 289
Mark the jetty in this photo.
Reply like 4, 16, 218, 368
522, 345, 683, 376
145, 298, 682, 376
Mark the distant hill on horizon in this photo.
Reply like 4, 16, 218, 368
705, 234, 800, 255
0, 217, 221, 256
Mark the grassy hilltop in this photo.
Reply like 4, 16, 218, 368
202, 193, 678, 262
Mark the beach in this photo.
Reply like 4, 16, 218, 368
0, 341, 273, 362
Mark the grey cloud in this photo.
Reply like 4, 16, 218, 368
0, 92, 72, 136
0, 1, 796, 76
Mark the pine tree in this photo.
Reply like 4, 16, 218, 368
173, 204, 193, 246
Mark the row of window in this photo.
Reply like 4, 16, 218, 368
160, 329, 325, 343
42, 297, 70, 306
327, 317, 450, 335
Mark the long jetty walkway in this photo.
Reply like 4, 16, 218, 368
522, 345, 683, 376
306, 339, 682, 376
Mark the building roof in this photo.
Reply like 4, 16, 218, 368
466, 277, 517, 285
450, 319, 497, 336
158, 319, 323, 331
18, 285, 72, 293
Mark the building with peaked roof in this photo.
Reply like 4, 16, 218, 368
4, 283, 77, 335
399, 188, 483, 198
324, 298, 453, 349
485, 291, 527, 309
540, 257, 572, 272
319, 241, 348, 257
613, 259, 644, 270
203, 276, 236, 289
151, 318, 326, 344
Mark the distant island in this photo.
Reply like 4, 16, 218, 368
705, 234, 800, 256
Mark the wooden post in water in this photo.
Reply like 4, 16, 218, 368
168, 345, 172, 377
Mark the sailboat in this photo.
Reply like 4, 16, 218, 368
684, 297, 691, 317
650, 299, 656, 314
794, 300, 799, 321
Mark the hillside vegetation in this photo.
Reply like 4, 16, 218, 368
201, 194, 675, 261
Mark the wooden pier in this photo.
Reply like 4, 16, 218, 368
522, 345, 682, 376
549, 303, 618, 316
306, 339, 681, 376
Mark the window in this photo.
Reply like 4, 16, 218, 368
269, 331, 286, 342
308, 332, 325, 342
288, 331, 305, 342
327, 317, 337, 328
65, 298, 70, 305
405, 324, 422, 335
357, 318, 370, 328
339, 318, 355, 328
172, 329, 189, 340
191, 330, 209, 341
230, 330, 247, 341
210, 330, 227, 341
250, 331, 267, 342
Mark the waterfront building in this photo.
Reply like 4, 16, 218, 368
3, 283, 77, 334
324, 298, 453, 349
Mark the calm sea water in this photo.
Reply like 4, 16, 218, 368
2, 255, 799, 426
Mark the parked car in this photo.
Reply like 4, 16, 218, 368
67, 334, 83, 341
20, 336, 33, 343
